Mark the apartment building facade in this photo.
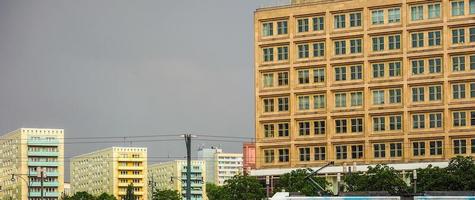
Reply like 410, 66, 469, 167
254, 0, 475, 170
148, 160, 206, 200
197, 147, 243, 185
0, 128, 65, 200
70, 147, 148, 200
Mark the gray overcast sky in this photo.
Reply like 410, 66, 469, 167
0, 0, 289, 179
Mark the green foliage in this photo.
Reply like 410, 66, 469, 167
64, 191, 96, 200
223, 175, 265, 200
152, 189, 181, 200
417, 156, 475, 192
96, 193, 117, 200
344, 164, 409, 195
276, 169, 332, 196
206, 183, 229, 200
124, 184, 135, 200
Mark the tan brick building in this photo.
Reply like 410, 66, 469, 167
254, 0, 475, 171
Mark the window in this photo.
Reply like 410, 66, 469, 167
298, 96, 310, 110
351, 92, 363, 106
413, 142, 426, 156
313, 68, 325, 83
454, 139, 467, 154
373, 144, 386, 158
389, 61, 401, 77
471, 0, 475, 14
373, 117, 385, 131
278, 97, 289, 111
350, 65, 362, 80
277, 21, 288, 35
264, 124, 274, 138
471, 55, 475, 70
298, 69, 310, 84
334, 41, 346, 55
278, 123, 289, 137
428, 3, 441, 19
350, 12, 361, 27
413, 114, 425, 129
313, 42, 325, 57
334, 14, 345, 29
277, 46, 289, 61
388, 8, 401, 23
429, 113, 443, 128
372, 10, 384, 25
314, 94, 325, 109
428, 31, 441, 46
298, 18, 309, 32
452, 56, 465, 71
279, 149, 289, 162
452, 1, 465, 16
412, 87, 425, 102
350, 39, 362, 53
299, 147, 311, 161
373, 90, 385, 105
453, 111, 467, 127
351, 145, 364, 159
335, 119, 348, 133
334, 66, 347, 81
453, 84, 466, 99
388, 35, 401, 50
429, 85, 442, 101
313, 16, 324, 31
430, 141, 443, 155
335, 146, 347, 160
314, 120, 326, 135
373, 63, 384, 78
351, 118, 363, 133
264, 150, 274, 163
372, 37, 384, 51
412, 60, 424, 75
472, 139, 475, 154
472, 83, 475, 97
263, 99, 274, 112
314, 147, 326, 160
429, 58, 442, 73
411, 5, 424, 21
262, 22, 273, 36
263, 48, 273, 62
411, 33, 424, 48
298, 44, 309, 59
390, 143, 403, 157
299, 122, 310, 136
471, 28, 475, 42
263, 73, 273, 88
278, 72, 289, 86
389, 115, 402, 130
452, 29, 465, 44
335, 93, 347, 108
389, 89, 402, 104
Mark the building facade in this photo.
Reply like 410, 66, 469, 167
0, 128, 65, 200
70, 147, 148, 200
197, 147, 243, 185
254, 0, 475, 170
148, 160, 206, 200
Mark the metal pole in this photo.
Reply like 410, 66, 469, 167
40, 170, 44, 200
185, 134, 191, 200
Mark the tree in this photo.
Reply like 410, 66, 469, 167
344, 164, 409, 195
223, 175, 265, 200
64, 191, 95, 200
152, 189, 181, 200
275, 169, 332, 196
206, 183, 229, 200
124, 184, 135, 200
96, 193, 117, 200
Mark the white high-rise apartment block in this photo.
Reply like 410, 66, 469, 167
0, 128, 65, 200
197, 147, 243, 185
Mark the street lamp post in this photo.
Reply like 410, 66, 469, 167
11, 174, 30, 199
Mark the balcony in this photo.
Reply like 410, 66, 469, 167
30, 181, 60, 187
29, 171, 59, 177
117, 165, 144, 170
28, 151, 59, 157
28, 139, 59, 146
118, 174, 143, 179
29, 192, 60, 197
118, 182, 144, 187
28, 161, 59, 167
